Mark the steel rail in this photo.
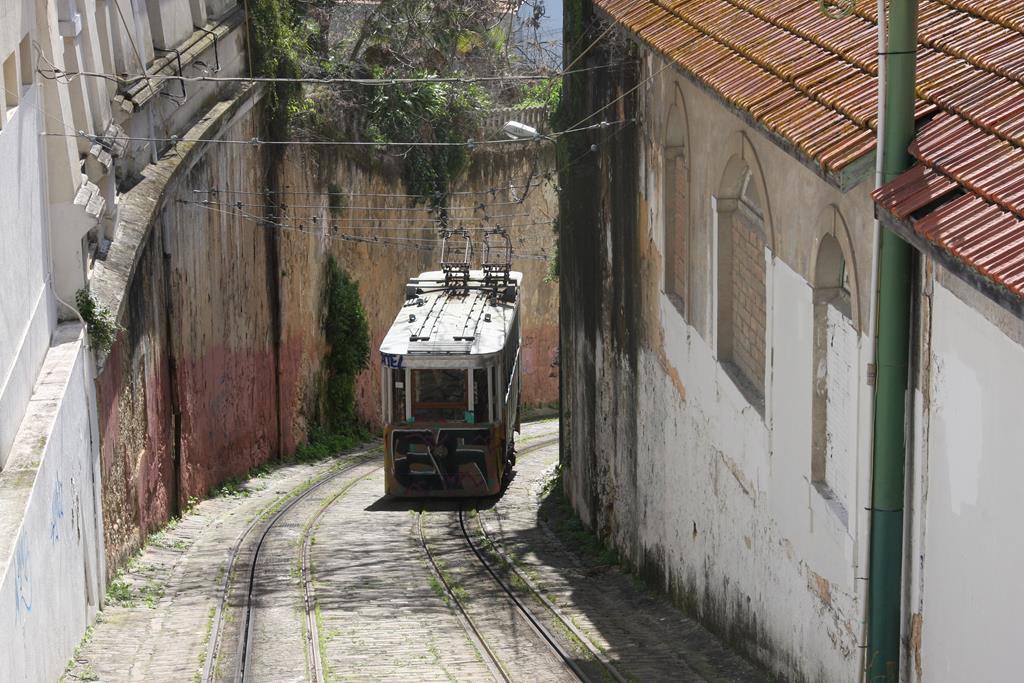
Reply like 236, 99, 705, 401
234, 456, 378, 682
300, 466, 381, 683
417, 510, 513, 683
457, 505, 591, 682
475, 515, 628, 683
200, 450, 377, 683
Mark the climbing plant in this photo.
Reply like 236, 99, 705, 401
75, 288, 121, 352
320, 256, 370, 433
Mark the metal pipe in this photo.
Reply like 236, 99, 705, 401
865, 1, 918, 680
858, 0, 887, 676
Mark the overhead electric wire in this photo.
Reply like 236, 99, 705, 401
193, 199, 535, 212
188, 210, 531, 223
559, 57, 670, 135
191, 178, 549, 199
43, 118, 627, 148
184, 202, 551, 260
187, 126, 599, 228
36, 61, 625, 88
180, 200, 553, 231
195, 200, 531, 221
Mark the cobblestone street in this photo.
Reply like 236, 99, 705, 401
63, 421, 763, 682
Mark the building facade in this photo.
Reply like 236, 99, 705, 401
0, 0, 245, 676
560, 1, 1024, 681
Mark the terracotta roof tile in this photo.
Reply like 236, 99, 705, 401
593, 0, 890, 173
593, 0, 1024, 302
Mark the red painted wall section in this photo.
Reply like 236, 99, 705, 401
520, 323, 560, 406
95, 243, 178, 570
174, 343, 280, 500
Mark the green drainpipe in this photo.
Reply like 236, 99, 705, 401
866, 1, 918, 680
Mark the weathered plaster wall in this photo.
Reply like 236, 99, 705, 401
93, 87, 273, 569
456, 146, 560, 409
94, 87, 559, 570
0, 325, 104, 683
277, 142, 560, 432
561, 42, 878, 681
904, 273, 1024, 682
273, 148, 436, 436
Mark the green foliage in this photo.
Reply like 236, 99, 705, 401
75, 288, 121, 352
321, 256, 370, 432
211, 479, 251, 500
106, 577, 135, 607
288, 0, 506, 198
294, 426, 371, 462
362, 75, 489, 198
518, 78, 562, 111
246, 0, 302, 130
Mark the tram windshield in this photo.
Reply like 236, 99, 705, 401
412, 369, 467, 422
389, 368, 492, 424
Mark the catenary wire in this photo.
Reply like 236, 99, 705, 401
182, 202, 552, 260
36, 61, 626, 88
42, 118, 628, 147
180, 200, 555, 232
191, 177, 549, 199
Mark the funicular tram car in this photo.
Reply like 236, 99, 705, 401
379, 232, 522, 497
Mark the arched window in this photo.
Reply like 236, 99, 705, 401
663, 93, 689, 315
716, 161, 768, 410
811, 232, 856, 522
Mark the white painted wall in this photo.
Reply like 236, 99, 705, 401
636, 258, 865, 680
824, 304, 857, 516
914, 281, 1024, 682
591, 54, 879, 682
0, 0, 243, 676
0, 327, 104, 683
0, 83, 53, 470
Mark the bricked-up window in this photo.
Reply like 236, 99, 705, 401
811, 234, 855, 524
665, 147, 688, 313
717, 168, 767, 411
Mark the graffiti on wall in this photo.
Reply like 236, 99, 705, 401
49, 478, 65, 543
13, 539, 32, 621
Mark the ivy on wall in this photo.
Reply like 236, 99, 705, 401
320, 255, 370, 433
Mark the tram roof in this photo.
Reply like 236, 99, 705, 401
379, 270, 522, 361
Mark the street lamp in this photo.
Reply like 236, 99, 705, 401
501, 120, 542, 140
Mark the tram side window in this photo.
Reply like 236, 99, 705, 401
412, 369, 467, 421
502, 314, 520, 397
472, 368, 489, 423
391, 370, 406, 423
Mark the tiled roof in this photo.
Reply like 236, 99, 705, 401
593, 0, 927, 182
593, 0, 1024, 305
871, 4, 1024, 304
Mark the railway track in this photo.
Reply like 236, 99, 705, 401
207, 432, 566, 683
299, 465, 381, 682
416, 434, 626, 683
200, 450, 380, 683
474, 512, 628, 683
